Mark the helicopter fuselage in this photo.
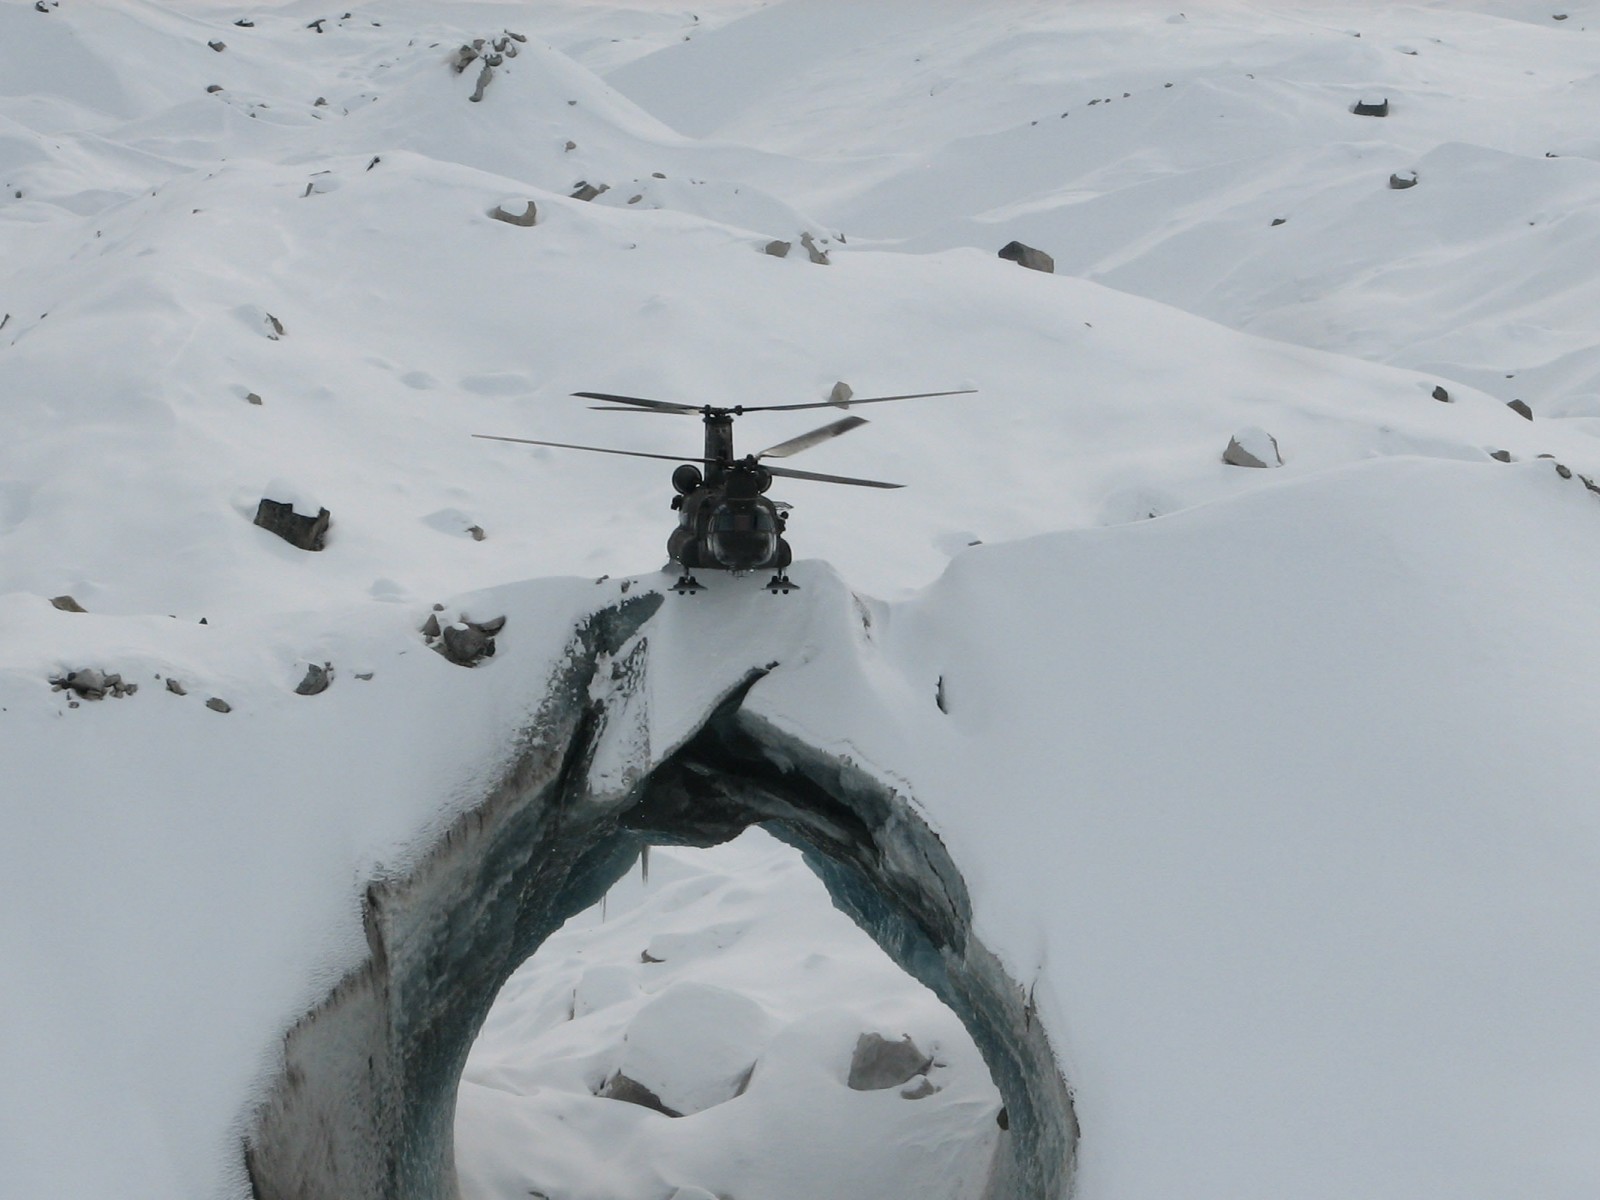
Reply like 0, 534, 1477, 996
667, 411, 793, 575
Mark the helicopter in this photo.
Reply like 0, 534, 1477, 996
474, 387, 975, 594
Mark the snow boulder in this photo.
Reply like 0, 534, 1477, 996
1223, 427, 1283, 468
616, 981, 773, 1115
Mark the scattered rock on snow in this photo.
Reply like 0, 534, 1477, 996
206, 697, 232, 713
597, 1072, 682, 1117
50, 595, 86, 612
254, 499, 330, 551
900, 1076, 940, 1099
1508, 399, 1533, 420
829, 381, 853, 407
799, 231, 830, 264
762, 239, 791, 258
295, 663, 334, 696
1223, 427, 1283, 468
1490, 449, 1513, 462
51, 669, 138, 700
467, 524, 486, 541
488, 199, 537, 226
848, 1033, 932, 1091
1389, 170, 1418, 189
570, 181, 609, 202
265, 312, 285, 338
1270, 217, 1287, 226
420, 612, 442, 639
208, 40, 227, 52
1352, 97, 1389, 116
998, 240, 1055, 273
1432, 385, 1450, 402
425, 612, 504, 666
166, 677, 188, 695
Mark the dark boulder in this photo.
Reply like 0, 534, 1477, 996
254, 499, 330, 551
1352, 98, 1389, 116
998, 240, 1055, 273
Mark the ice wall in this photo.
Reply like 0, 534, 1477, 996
243, 590, 1076, 1200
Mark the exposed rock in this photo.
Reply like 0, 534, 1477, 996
246, 392, 263, 405
1389, 170, 1418, 189
901, 1076, 940, 1099
998, 240, 1055, 273
763, 239, 791, 258
438, 622, 495, 666
206, 697, 232, 713
487, 199, 537, 226
799, 231, 830, 264
52, 668, 137, 700
570, 181, 609, 202
564, 140, 577, 151
166, 677, 188, 695
265, 312, 284, 338
1489, 449, 1513, 463
50, 595, 86, 613
467, 524, 486, 541
235, 17, 254, 26
1432, 385, 1450, 402
1508, 399, 1533, 420
1556, 462, 1573, 479
254, 499, 330, 551
829, 381, 853, 407
206, 84, 224, 93
208, 39, 227, 52
469, 61, 495, 103
354, 672, 374, 681
314, 97, 327, 107
1270, 217, 1287, 226
848, 1032, 932, 1091
295, 663, 334, 696
597, 1072, 681, 1117
626, 194, 643, 205
1223, 427, 1283, 468
421, 612, 442, 639
1352, 98, 1389, 116
473, 614, 507, 635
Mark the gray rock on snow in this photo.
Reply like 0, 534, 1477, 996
570, 181, 609, 202
1508, 399, 1533, 420
597, 1072, 682, 1117
50, 595, 86, 612
1352, 97, 1389, 116
762, 239, 791, 258
800, 231, 830, 264
1222, 427, 1283, 468
488, 199, 537, 226
829, 381, 854, 407
427, 613, 504, 666
295, 663, 334, 696
206, 697, 232, 713
166, 677, 188, 695
998, 240, 1055, 273
1389, 170, 1418, 189
1432, 385, 1450, 402
254, 499, 330, 551
847, 1032, 932, 1091
469, 61, 495, 103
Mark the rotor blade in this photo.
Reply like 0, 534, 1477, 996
738, 388, 977, 413
766, 464, 903, 488
757, 415, 868, 459
572, 391, 700, 414
473, 434, 712, 465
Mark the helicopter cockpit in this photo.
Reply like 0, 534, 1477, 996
705, 503, 782, 571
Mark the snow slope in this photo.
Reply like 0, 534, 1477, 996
3, 3, 1599, 1199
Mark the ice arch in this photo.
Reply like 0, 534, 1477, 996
243, 595, 1076, 1199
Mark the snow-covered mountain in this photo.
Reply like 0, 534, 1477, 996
4, 4, 1599, 1199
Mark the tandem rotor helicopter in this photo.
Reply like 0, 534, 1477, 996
474, 387, 975, 594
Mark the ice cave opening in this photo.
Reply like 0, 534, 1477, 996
244, 617, 1074, 1200
453, 827, 1005, 1200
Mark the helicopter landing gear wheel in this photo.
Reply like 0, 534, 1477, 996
765, 573, 798, 594
671, 574, 705, 594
